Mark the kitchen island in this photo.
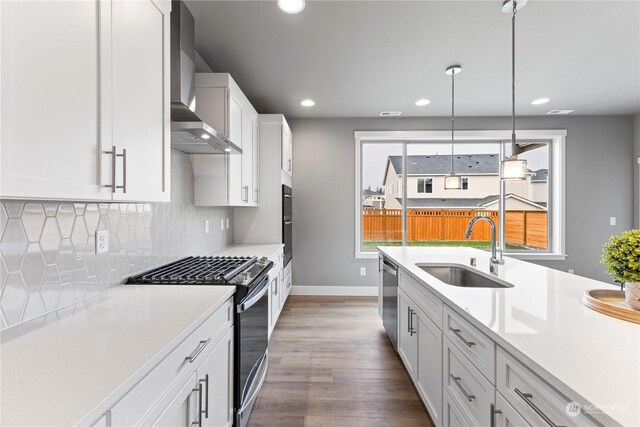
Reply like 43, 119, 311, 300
379, 246, 640, 427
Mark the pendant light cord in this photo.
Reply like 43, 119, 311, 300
451, 70, 455, 174
511, 0, 517, 157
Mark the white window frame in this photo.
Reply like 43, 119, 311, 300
354, 129, 567, 260
417, 177, 433, 194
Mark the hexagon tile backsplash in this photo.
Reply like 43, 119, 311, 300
0, 150, 233, 329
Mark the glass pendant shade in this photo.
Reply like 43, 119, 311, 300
501, 158, 528, 180
444, 174, 463, 190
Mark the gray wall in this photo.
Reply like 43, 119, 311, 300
290, 116, 635, 289
635, 114, 640, 228
0, 150, 233, 329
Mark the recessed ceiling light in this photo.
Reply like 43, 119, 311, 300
380, 111, 402, 117
224, 147, 232, 152
201, 134, 211, 139
278, 0, 305, 14
301, 99, 315, 107
415, 99, 431, 106
546, 109, 575, 115
531, 97, 550, 105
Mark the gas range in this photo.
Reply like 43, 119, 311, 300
126, 255, 273, 299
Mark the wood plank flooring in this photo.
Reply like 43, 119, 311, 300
248, 296, 434, 427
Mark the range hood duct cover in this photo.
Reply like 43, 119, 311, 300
170, 0, 241, 154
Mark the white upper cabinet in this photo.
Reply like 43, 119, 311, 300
0, 0, 170, 203
110, 0, 170, 202
282, 124, 293, 178
0, 0, 111, 201
192, 73, 259, 207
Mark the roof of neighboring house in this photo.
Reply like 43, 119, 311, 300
531, 168, 548, 182
396, 193, 547, 210
363, 189, 383, 196
388, 154, 500, 175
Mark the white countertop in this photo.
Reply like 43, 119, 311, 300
378, 246, 640, 427
217, 243, 283, 260
0, 285, 235, 427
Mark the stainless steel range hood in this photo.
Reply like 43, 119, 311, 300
170, 0, 241, 154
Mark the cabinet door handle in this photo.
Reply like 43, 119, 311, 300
407, 307, 412, 333
288, 158, 291, 172
185, 339, 211, 363
409, 309, 417, 336
117, 148, 127, 194
449, 327, 475, 347
255, 188, 259, 203
514, 388, 564, 427
200, 374, 209, 419
191, 381, 203, 427
450, 374, 475, 401
490, 404, 502, 427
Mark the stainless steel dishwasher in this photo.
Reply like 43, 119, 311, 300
382, 257, 398, 351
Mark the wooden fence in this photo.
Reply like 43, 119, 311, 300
362, 209, 548, 249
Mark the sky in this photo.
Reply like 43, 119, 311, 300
362, 141, 548, 190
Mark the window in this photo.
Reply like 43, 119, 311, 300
355, 130, 566, 260
417, 178, 433, 194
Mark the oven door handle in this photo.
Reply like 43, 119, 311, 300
237, 278, 269, 313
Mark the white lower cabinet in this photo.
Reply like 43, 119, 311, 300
150, 372, 200, 427
107, 298, 234, 427
443, 390, 472, 427
268, 250, 289, 339
492, 393, 531, 427
398, 288, 442, 427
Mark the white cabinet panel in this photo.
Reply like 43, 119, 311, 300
493, 392, 531, 427
252, 119, 260, 205
151, 372, 199, 427
241, 109, 253, 205
415, 305, 442, 427
443, 390, 472, 427
281, 125, 293, 177
228, 97, 244, 206
111, 0, 170, 202
200, 327, 234, 427
398, 289, 418, 380
0, 0, 111, 201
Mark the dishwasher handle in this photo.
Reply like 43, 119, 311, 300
382, 262, 397, 276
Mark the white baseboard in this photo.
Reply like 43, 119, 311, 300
290, 286, 378, 296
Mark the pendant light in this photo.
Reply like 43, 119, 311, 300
500, 0, 528, 181
444, 65, 462, 190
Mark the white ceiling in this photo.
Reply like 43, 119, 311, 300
187, 0, 640, 118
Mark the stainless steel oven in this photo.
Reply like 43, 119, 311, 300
235, 275, 269, 427
282, 184, 293, 267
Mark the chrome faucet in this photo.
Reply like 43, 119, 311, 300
464, 216, 504, 275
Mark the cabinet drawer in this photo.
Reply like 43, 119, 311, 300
399, 269, 443, 329
443, 390, 473, 427
497, 347, 600, 427
443, 337, 494, 427
110, 297, 234, 425
444, 306, 495, 383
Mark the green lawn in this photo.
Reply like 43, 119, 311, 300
363, 240, 525, 250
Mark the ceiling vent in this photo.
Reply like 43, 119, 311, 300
379, 111, 402, 117
546, 109, 575, 115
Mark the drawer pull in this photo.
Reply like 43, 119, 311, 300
449, 327, 475, 347
490, 404, 502, 427
185, 339, 211, 363
515, 388, 565, 427
450, 374, 475, 401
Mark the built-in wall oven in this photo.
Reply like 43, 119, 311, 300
282, 185, 293, 267
126, 255, 273, 427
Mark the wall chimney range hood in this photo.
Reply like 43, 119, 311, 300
170, 0, 241, 154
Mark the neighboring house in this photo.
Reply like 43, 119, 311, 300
382, 154, 547, 210
531, 168, 548, 205
362, 189, 385, 209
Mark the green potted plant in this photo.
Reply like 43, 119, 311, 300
601, 229, 640, 310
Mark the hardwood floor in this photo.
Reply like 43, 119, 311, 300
248, 296, 434, 427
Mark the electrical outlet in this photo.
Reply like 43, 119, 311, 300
95, 230, 109, 254
220, 219, 225, 231
226, 218, 230, 229
204, 220, 209, 234
360, 267, 366, 276
568, 269, 575, 274
610, 217, 616, 226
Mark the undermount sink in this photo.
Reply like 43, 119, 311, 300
417, 264, 514, 288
